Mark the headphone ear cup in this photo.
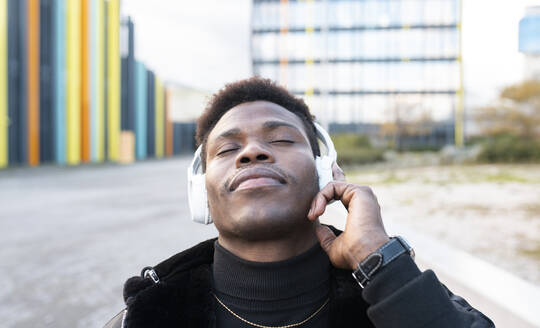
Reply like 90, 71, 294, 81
187, 173, 212, 224
315, 155, 334, 190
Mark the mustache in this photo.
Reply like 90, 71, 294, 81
223, 164, 297, 191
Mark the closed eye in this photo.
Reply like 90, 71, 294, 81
270, 140, 294, 144
217, 148, 239, 156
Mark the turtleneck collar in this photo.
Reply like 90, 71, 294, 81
212, 240, 331, 302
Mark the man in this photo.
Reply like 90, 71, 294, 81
106, 77, 494, 328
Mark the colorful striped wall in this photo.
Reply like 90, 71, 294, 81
0, 0, 194, 169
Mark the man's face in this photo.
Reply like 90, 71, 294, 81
205, 101, 319, 241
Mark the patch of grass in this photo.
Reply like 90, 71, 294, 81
484, 172, 528, 183
379, 172, 409, 184
345, 163, 540, 185
518, 247, 540, 260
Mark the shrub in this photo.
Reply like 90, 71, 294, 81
477, 135, 540, 163
331, 133, 385, 165
336, 147, 385, 165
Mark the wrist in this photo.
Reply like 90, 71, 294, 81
347, 234, 390, 270
351, 236, 415, 288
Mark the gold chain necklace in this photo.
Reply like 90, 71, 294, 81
213, 293, 330, 328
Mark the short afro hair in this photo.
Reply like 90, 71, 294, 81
196, 77, 320, 170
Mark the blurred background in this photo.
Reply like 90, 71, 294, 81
0, 0, 539, 327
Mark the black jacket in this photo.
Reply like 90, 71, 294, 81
105, 229, 494, 328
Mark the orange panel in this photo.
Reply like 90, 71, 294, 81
27, 0, 39, 166
165, 88, 173, 157
81, 0, 90, 162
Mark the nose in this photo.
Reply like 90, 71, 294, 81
235, 141, 275, 167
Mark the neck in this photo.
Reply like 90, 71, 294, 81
217, 221, 319, 262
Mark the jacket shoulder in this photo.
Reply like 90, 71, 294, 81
123, 237, 216, 303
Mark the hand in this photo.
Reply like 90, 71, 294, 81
307, 163, 390, 270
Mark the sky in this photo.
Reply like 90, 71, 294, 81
122, 0, 540, 111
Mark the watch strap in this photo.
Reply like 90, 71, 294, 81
352, 236, 413, 288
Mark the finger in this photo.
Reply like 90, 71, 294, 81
332, 162, 346, 182
308, 181, 348, 220
315, 225, 337, 255
308, 194, 326, 220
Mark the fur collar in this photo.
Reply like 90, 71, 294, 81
122, 229, 374, 328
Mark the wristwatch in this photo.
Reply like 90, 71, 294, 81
352, 236, 414, 288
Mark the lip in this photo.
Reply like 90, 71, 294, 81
229, 167, 287, 191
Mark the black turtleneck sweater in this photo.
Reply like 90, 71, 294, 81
212, 241, 331, 328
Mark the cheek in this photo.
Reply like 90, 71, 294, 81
204, 165, 222, 198
289, 154, 318, 188
205, 170, 224, 198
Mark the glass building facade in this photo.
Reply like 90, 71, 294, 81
519, 6, 540, 55
251, 0, 463, 146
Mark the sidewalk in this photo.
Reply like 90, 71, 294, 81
320, 202, 540, 328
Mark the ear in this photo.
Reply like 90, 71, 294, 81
332, 161, 346, 182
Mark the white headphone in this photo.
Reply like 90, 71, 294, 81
187, 122, 337, 224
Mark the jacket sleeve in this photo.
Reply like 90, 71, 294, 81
361, 254, 495, 328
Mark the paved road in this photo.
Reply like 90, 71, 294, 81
0, 158, 218, 328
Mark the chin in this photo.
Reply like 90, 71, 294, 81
221, 203, 311, 242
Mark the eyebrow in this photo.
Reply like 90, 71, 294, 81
215, 121, 302, 141
262, 120, 302, 133
216, 128, 242, 140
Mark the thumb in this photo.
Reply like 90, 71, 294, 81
315, 225, 337, 255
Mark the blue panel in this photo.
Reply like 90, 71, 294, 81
53, 0, 66, 164
519, 15, 540, 54
173, 123, 181, 155
7, 0, 21, 164
127, 18, 135, 131
121, 55, 127, 129
120, 17, 135, 132
40, 0, 54, 162
135, 61, 147, 159
7, 0, 27, 165
146, 70, 155, 156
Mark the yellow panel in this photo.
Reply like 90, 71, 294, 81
28, 0, 40, 166
107, 0, 120, 161
155, 78, 164, 158
0, 0, 7, 168
66, 0, 81, 164
97, 0, 104, 161
81, 0, 90, 162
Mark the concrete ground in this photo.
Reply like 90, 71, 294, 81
1, 158, 538, 327
0, 158, 218, 328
